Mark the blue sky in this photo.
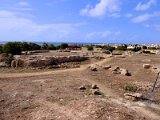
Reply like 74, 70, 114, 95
0, 0, 160, 43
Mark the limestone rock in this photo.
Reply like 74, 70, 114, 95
143, 64, 151, 69
103, 65, 111, 70
79, 85, 86, 90
120, 68, 131, 76
92, 84, 99, 89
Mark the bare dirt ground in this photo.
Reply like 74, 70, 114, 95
0, 53, 160, 120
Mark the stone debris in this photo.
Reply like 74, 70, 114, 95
89, 64, 101, 71
124, 93, 143, 101
79, 85, 87, 90
103, 65, 111, 70
152, 66, 160, 73
120, 68, 131, 76
143, 64, 151, 69
111, 66, 131, 76
79, 84, 104, 96
92, 84, 99, 89
91, 89, 104, 96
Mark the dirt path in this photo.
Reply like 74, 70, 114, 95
0, 57, 112, 78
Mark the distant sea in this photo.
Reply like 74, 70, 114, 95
0, 41, 103, 46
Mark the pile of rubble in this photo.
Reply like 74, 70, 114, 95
79, 84, 105, 96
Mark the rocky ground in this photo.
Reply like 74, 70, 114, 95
0, 52, 160, 120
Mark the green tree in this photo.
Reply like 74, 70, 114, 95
29, 43, 41, 50
49, 44, 56, 50
103, 46, 115, 52
0, 45, 3, 53
3, 42, 21, 55
41, 42, 49, 50
60, 43, 68, 49
87, 45, 94, 51
20, 42, 30, 51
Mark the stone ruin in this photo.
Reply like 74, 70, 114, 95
11, 55, 88, 68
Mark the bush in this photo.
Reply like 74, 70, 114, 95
3, 42, 21, 55
148, 47, 157, 50
103, 46, 115, 52
49, 44, 56, 50
60, 43, 68, 49
87, 45, 93, 51
2, 53, 14, 67
132, 47, 141, 52
123, 84, 137, 92
0, 45, 3, 53
116, 45, 127, 51
28, 43, 41, 51
20, 42, 30, 51
41, 43, 49, 50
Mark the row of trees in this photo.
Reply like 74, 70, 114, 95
0, 42, 70, 55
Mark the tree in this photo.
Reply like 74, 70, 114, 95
87, 45, 93, 51
60, 43, 68, 49
41, 42, 49, 50
3, 42, 21, 55
20, 42, 30, 51
0, 45, 3, 53
49, 44, 56, 50
29, 43, 41, 50
103, 46, 115, 52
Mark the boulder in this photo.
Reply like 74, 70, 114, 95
89, 64, 100, 71
143, 64, 151, 69
111, 66, 121, 74
91, 89, 103, 96
11, 60, 16, 68
124, 93, 143, 101
92, 84, 99, 89
79, 85, 86, 90
120, 68, 131, 76
103, 65, 111, 70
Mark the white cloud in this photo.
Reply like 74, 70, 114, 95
86, 30, 120, 39
0, 10, 81, 41
125, 13, 133, 18
131, 12, 160, 23
135, 0, 157, 11
80, 0, 121, 17
18, 2, 30, 6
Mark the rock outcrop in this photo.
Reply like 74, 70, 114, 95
11, 55, 87, 68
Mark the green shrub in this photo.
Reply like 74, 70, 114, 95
28, 43, 41, 50
49, 44, 56, 50
41, 42, 49, 50
103, 46, 115, 52
3, 42, 21, 55
60, 43, 68, 49
2, 53, 14, 67
87, 45, 93, 51
0, 45, 3, 53
123, 84, 137, 92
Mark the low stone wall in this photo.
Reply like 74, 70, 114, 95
11, 55, 87, 68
